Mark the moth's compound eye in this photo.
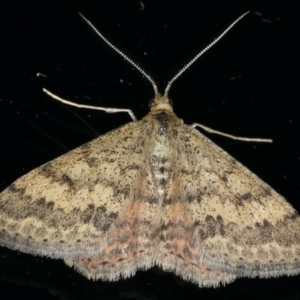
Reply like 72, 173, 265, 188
148, 99, 155, 110
168, 98, 174, 108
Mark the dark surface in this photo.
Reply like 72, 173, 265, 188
0, 1, 299, 299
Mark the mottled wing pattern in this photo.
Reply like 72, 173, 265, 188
154, 123, 300, 286
1, 104, 300, 287
0, 120, 158, 265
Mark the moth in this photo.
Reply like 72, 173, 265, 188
0, 12, 299, 288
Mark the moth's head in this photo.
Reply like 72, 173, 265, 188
148, 94, 173, 112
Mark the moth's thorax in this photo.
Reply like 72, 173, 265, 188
144, 110, 180, 199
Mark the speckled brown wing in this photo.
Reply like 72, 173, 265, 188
154, 123, 300, 286
61, 110, 238, 286
0, 119, 158, 261
1, 105, 300, 288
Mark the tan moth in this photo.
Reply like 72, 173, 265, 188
0, 12, 300, 288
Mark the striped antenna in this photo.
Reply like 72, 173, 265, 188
164, 11, 250, 96
78, 13, 159, 97
79, 12, 249, 99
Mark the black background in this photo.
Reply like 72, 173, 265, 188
0, 1, 300, 299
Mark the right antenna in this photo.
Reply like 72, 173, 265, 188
164, 11, 250, 96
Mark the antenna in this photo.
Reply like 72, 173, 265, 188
79, 12, 250, 99
164, 11, 250, 96
78, 13, 159, 97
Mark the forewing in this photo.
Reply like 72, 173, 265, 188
156, 124, 300, 285
0, 120, 156, 261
